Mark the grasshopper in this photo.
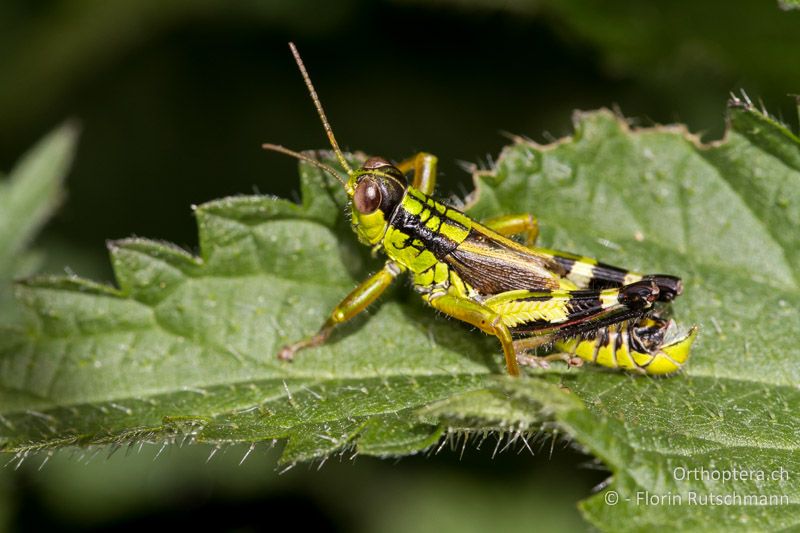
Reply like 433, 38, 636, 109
264, 43, 697, 377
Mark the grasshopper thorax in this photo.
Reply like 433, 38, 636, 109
349, 157, 407, 246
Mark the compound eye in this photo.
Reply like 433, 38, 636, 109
354, 179, 382, 214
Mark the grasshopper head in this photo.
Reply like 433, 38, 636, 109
349, 157, 407, 245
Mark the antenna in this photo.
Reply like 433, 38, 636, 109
262, 143, 348, 188
288, 42, 353, 175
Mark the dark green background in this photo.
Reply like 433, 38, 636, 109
1, 1, 799, 531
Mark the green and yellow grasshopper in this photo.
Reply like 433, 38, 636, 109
265, 43, 697, 377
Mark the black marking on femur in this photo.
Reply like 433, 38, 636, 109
517, 290, 605, 324
565, 293, 603, 316
512, 307, 647, 338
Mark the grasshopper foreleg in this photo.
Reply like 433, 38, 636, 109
278, 261, 403, 361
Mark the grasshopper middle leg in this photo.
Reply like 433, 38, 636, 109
425, 292, 520, 376
396, 152, 438, 195
482, 213, 539, 246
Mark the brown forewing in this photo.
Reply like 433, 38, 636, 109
444, 226, 565, 296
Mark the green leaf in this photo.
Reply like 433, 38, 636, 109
0, 124, 77, 322
0, 162, 498, 465
469, 100, 800, 530
2, 101, 799, 531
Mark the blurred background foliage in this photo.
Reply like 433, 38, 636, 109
1, 0, 799, 531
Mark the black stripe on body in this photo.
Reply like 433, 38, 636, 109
389, 205, 459, 259
421, 194, 471, 233
614, 329, 624, 350
511, 290, 605, 326
630, 331, 652, 353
